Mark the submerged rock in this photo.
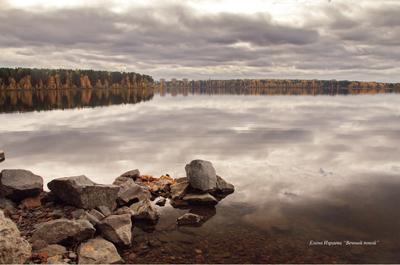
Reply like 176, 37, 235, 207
0, 150, 4, 162
98, 214, 132, 246
0, 169, 43, 201
78, 237, 122, 264
177, 213, 203, 226
48, 175, 119, 210
32, 218, 95, 245
185, 160, 217, 191
0, 210, 32, 264
183, 193, 218, 205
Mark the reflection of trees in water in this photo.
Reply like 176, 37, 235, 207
0, 88, 154, 113
157, 79, 400, 96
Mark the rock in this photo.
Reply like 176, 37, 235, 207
0, 169, 43, 201
0, 210, 32, 263
47, 255, 66, 264
185, 160, 217, 191
37, 244, 67, 257
0, 150, 4, 162
155, 197, 166, 206
81, 212, 101, 226
71, 209, 86, 219
68, 251, 77, 259
51, 209, 64, 218
96, 205, 112, 217
78, 237, 122, 264
214, 175, 235, 195
130, 198, 159, 222
98, 214, 132, 246
89, 209, 105, 221
48, 175, 119, 210
32, 239, 48, 251
177, 213, 203, 226
170, 181, 189, 200
116, 178, 150, 206
32, 218, 95, 245
20, 195, 42, 209
0, 197, 16, 214
183, 193, 218, 205
113, 206, 131, 215
113, 169, 140, 186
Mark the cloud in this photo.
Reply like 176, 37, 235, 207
0, 0, 399, 81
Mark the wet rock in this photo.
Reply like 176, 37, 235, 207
0, 150, 4, 162
0, 169, 43, 201
0, 197, 16, 214
89, 209, 105, 221
185, 160, 217, 191
177, 213, 203, 226
97, 205, 112, 217
0, 210, 32, 264
113, 169, 140, 186
78, 237, 122, 264
155, 197, 166, 206
130, 198, 159, 222
98, 214, 132, 246
170, 181, 189, 200
20, 195, 42, 209
116, 178, 150, 206
48, 175, 119, 210
37, 244, 67, 257
32, 218, 95, 245
183, 193, 218, 205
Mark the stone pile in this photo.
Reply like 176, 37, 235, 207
0, 159, 235, 263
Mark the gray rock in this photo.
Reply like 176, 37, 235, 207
0, 197, 16, 214
177, 213, 203, 226
98, 214, 132, 246
155, 197, 166, 206
89, 209, 105, 221
113, 169, 140, 186
0, 169, 43, 201
32, 218, 95, 245
214, 175, 235, 195
183, 193, 218, 205
0, 210, 32, 264
185, 160, 217, 191
130, 198, 159, 222
81, 212, 101, 226
96, 205, 112, 217
170, 181, 189, 200
116, 178, 150, 206
0, 150, 4, 162
78, 237, 122, 264
48, 175, 119, 210
37, 244, 67, 257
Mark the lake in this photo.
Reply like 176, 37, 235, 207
1, 90, 400, 263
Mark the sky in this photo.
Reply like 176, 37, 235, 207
0, 0, 399, 82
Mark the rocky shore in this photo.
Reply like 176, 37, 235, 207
0, 158, 234, 264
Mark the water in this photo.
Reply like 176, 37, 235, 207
1, 91, 400, 263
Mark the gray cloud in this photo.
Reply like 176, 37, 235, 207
0, 1, 399, 81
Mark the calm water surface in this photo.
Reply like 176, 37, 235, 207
1, 93, 400, 263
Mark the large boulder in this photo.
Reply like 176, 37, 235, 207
0, 169, 43, 201
31, 218, 95, 245
0, 210, 32, 263
116, 178, 150, 206
0, 150, 4, 162
98, 214, 132, 246
78, 237, 122, 264
183, 193, 218, 205
48, 175, 119, 210
129, 198, 159, 222
185, 160, 217, 191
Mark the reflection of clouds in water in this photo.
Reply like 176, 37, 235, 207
0, 94, 399, 191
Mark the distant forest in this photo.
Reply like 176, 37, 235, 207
0, 68, 154, 90
158, 79, 400, 95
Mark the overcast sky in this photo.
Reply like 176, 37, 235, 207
0, 0, 399, 82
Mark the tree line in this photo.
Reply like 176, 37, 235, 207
0, 68, 154, 90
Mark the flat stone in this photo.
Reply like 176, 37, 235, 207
32, 218, 95, 245
185, 160, 217, 191
78, 237, 122, 264
183, 193, 218, 205
170, 181, 189, 200
48, 175, 119, 210
0, 210, 32, 264
98, 214, 132, 246
0, 169, 43, 201
177, 213, 203, 226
